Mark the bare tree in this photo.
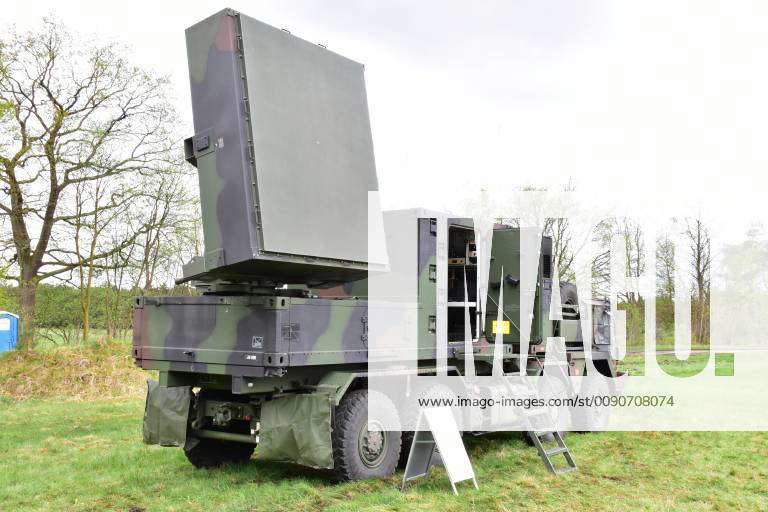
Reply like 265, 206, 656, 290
68, 178, 137, 344
129, 173, 198, 292
72, 182, 98, 343
592, 218, 645, 344
545, 217, 574, 281
684, 217, 711, 344
594, 218, 644, 304
656, 235, 675, 299
0, 19, 177, 348
104, 246, 133, 340
590, 249, 611, 299
498, 182, 578, 281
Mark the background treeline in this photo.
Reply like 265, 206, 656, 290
591, 217, 711, 347
494, 188, 715, 348
619, 298, 707, 347
0, 284, 686, 347
0, 283, 197, 344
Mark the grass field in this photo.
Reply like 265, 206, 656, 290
1, 399, 766, 512
0, 341, 149, 401
0, 344, 765, 511
30, 328, 132, 350
626, 342, 711, 353
620, 352, 734, 377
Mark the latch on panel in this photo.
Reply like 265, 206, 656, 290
194, 135, 210, 152
428, 315, 437, 334
183, 128, 216, 167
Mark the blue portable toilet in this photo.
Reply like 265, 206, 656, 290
0, 311, 19, 352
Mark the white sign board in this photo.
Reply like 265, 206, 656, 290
402, 407, 478, 494
0, 318, 10, 331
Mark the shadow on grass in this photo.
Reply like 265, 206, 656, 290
180, 430, 530, 487
187, 456, 336, 487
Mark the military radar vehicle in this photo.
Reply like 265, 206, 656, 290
135, 8, 618, 482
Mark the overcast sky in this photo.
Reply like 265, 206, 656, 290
9, 1, 768, 242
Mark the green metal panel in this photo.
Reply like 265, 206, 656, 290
317, 371, 362, 405
239, 15, 377, 264
560, 319, 581, 342
485, 228, 523, 343
417, 218, 437, 355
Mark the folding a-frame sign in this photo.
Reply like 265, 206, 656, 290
401, 407, 478, 494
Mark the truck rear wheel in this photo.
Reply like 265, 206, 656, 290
332, 389, 401, 482
398, 431, 415, 468
183, 437, 255, 468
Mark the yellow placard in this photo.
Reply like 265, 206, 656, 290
492, 320, 510, 335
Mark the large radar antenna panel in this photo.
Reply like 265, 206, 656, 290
184, 9, 379, 285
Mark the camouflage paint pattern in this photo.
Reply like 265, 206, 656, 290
133, 296, 371, 380
185, 11, 253, 272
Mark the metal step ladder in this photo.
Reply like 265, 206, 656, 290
529, 430, 577, 475
507, 381, 579, 475
523, 337, 578, 475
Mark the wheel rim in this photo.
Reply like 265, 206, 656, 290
358, 420, 387, 468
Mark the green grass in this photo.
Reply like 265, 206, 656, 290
619, 352, 733, 377
625, 342, 710, 353
31, 328, 132, 351
0, 346, 762, 511
0, 399, 765, 511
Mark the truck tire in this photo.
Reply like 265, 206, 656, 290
398, 431, 414, 468
332, 389, 401, 482
183, 437, 255, 468
560, 282, 579, 314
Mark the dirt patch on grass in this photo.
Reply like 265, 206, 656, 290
0, 343, 153, 401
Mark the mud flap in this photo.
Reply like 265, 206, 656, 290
143, 379, 192, 446
259, 393, 334, 469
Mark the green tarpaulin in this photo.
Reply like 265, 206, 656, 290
259, 393, 334, 469
143, 379, 191, 447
